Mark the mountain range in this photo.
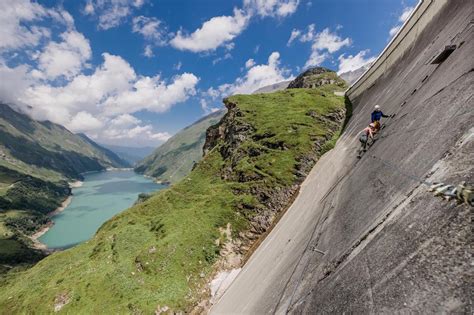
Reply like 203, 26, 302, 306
135, 109, 226, 184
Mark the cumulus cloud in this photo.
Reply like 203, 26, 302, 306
170, 9, 249, 52
389, 6, 414, 38
288, 25, 351, 68
0, 0, 76, 51
69, 111, 104, 132
109, 113, 141, 128
17, 53, 199, 120
0, 1, 180, 146
102, 71, 199, 116
337, 50, 376, 75
1, 52, 197, 144
170, 0, 299, 53
311, 28, 351, 53
216, 51, 293, 96
244, 0, 300, 17
304, 28, 351, 68
84, 0, 147, 30
37, 30, 92, 79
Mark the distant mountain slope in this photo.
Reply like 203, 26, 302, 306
0, 104, 129, 179
76, 134, 130, 168
135, 109, 225, 184
100, 144, 155, 165
0, 103, 129, 268
339, 63, 372, 85
252, 80, 292, 94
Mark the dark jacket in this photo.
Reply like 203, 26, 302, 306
371, 110, 389, 122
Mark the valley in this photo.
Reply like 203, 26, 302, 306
0, 72, 349, 312
0, 103, 130, 271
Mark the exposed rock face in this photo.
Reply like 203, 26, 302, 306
203, 97, 345, 250
287, 67, 347, 89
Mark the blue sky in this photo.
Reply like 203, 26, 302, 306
0, 0, 417, 147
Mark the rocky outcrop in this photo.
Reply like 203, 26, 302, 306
203, 96, 346, 253
287, 67, 347, 89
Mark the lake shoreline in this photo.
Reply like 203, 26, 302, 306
29, 170, 161, 251
29, 181, 83, 251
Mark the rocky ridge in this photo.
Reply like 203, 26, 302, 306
287, 67, 347, 89
204, 96, 345, 254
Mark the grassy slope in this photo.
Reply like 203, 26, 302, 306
135, 110, 225, 184
0, 87, 345, 313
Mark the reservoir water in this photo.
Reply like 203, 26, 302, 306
39, 170, 164, 249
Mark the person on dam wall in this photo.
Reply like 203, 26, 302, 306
359, 123, 376, 152
371, 105, 391, 131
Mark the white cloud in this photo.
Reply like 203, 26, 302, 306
337, 50, 376, 75
132, 16, 167, 45
389, 6, 414, 38
85, 0, 147, 30
305, 51, 328, 68
0, 53, 197, 145
0, 1, 177, 146
0, 61, 33, 105
217, 51, 293, 96
389, 25, 401, 37
300, 24, 316, 42
38, 30, 92, 79
304, 28, 351, 68
244, 0, 300, 17
287, 24, 316, 46
103, 71, 199, 116
103, 124, 171, 142
245, 58, 256, 68
170, 9, 249, 52
109, 113, 141, 127
0, 0, 52, 51
69, 111, 104, 132
200, 99, 220, 115
149, 131, 172, 141
212, 53, 232, 65
311, 28, 351, 53
287, 29, 301, 46
399, 6, 414, 23
206, 87, 220, 100
143, 45, 154, 57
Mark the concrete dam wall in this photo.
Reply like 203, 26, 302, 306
212, 0, 472, 313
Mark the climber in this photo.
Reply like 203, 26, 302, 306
371, 105, 391, 131
359, 123, 376, 153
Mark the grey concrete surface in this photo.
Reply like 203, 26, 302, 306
211, 1, 473, 314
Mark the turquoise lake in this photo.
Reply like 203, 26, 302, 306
39, 170, 164, 249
